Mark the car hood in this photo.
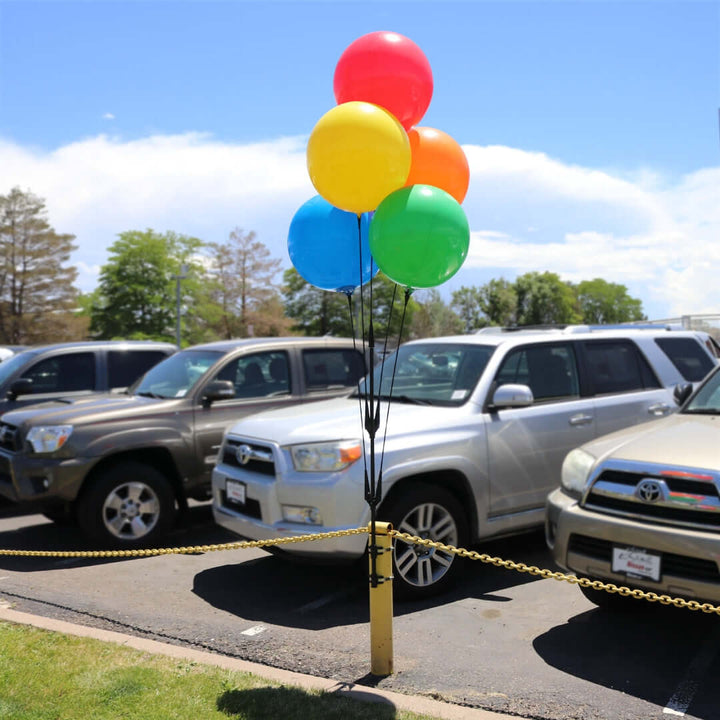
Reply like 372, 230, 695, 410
225, 396, 467, 445
584, 413, 720, 470
1, 393, 181, 428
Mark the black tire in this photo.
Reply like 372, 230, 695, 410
380, 483, 469, 601
77, 462, 176, 548
578, 579, 644, 612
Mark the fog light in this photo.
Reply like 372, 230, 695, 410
282, 505, 321, 525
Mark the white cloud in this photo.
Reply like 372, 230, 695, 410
0, 133, 718, 319
102, 113, 115, 120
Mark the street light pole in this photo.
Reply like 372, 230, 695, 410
175, 263, 188, 348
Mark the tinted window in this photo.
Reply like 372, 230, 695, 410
361, 343, 494, 406
108, 350, 170, 389
22, 353, 96, 393
303, 349, 366, 390
655, 337, 715, 382
213, 351, 291, 399
583, 341, 660, 394
497, 344, 578, 402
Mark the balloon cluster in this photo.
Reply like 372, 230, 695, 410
288, 31, 470, 293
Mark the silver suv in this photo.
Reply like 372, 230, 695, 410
212, 326, 719, 599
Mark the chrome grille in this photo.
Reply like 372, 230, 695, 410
0, 422, 20, 453
583, 460, 720, 532
222, 438, 275, 477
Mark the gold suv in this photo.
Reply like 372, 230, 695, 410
547, 364, 720, 608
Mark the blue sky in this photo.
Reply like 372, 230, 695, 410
1, 0, 719, 320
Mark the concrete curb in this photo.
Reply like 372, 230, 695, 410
0, 605, 519, 720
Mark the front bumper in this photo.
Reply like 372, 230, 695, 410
547, 487, 720, 603
211, 462, 368, 559
0, 449, 94, 505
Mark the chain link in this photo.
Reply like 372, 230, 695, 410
389, 529, 720, 615
2, 526, 718, 615
0, 527, 369, 559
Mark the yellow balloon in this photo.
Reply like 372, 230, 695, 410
307, 101, 411, 214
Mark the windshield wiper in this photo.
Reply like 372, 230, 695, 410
136, 391, 164, 399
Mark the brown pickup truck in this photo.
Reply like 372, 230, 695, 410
0, 337, 366, 547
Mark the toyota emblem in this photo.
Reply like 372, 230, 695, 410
635, 479, 664, 503
236, 444, 253, 465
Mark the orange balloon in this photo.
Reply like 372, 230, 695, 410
405, 127, 470, 204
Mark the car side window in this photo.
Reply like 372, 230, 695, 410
108, 350, 170, 390
213, 351, 291, 399
302, 349, 365, 390
654, 337, 715, 382
22, 353, 96, 393
583, 340, 660, 394
496, 344, 579, 403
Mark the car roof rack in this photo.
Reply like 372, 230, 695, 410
475, 323, 678, 335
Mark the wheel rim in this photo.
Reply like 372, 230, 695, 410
102, 481, 161, 540
394, 501, 459, 589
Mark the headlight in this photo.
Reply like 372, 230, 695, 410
26, 425, 73, 453
561, 448, 596, 495
289, 441, 362, 472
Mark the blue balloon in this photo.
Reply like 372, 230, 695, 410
288, 196, 378, 293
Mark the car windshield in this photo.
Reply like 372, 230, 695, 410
357, 343, 495, 407
132, 349, 224, 399
0, 350, 40, 385
683, 368, 720, 415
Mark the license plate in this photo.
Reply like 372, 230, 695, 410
225, 478, 246, 506
612, 546, 661, 582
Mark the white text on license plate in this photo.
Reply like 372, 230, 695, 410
612, 546, 661, 582
226, 479, 246, 505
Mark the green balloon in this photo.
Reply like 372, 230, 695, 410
369, 184, 470, 288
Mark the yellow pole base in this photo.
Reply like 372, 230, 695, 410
368, 521, 394, 676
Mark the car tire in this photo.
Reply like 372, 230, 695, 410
381, 483, 469, 601
77, 462, 176, 548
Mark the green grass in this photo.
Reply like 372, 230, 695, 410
0, 621, 441, 720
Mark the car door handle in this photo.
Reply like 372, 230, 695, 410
648, 402, 672, 416
569, 414, 593, 426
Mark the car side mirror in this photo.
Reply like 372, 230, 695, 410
7, 378, 33, 401
491, 383, 534, 409
673, 382, 693, 406
202, 380, 235, 406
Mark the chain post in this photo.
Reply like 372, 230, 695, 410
368, 521, 394, 676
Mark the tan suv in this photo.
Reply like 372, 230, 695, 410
547, 364, 720, 609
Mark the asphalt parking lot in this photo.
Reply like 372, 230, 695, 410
0, 504, 718, 720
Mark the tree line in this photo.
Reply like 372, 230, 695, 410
0, 186, 646, 346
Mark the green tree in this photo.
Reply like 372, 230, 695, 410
206, 228, 284, 338
0, 187, 80, 343
282, 268, 417, 344
410, 289, 463, 338
282, 268, 354, 337
575, 278, 645, 324
90, 229, 205, 342
451, 286, 485, 332
514, 271, 581, 326
480, 278, 518, 327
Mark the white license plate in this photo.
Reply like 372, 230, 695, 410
226, 478, 246, 505
612, 546, 661, 582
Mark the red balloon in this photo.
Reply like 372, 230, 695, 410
334, 31, 433, 130
405, 127, 470, 204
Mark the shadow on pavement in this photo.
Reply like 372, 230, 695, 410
533, 603, 720, 720
192, 528, 553, 630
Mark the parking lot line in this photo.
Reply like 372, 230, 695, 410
663, 623, 720, 716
